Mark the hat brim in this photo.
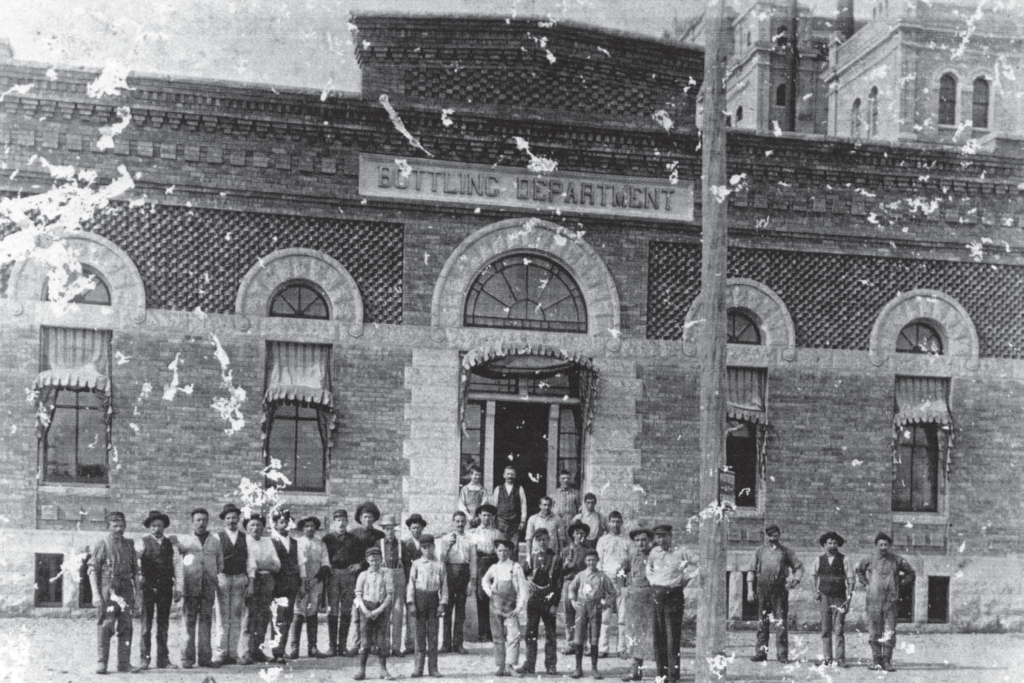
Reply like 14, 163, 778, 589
629, 528, 652, 540
297, 516, 321, 531
143, 514, 170, 528
219, 506, 243, 519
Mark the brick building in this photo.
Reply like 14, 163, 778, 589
1, 14, 1022, 632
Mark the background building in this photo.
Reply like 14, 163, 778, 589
1, 13, 1022, 633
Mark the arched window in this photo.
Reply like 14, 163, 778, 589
972, 77, 990, 129
727, 309, 762, 345
851, 98, 862, 138
464, 253, 587, 333
775, 83, 787, 107
746, 30, 752, 47
736, 105, 744, 123
775, 27, 788, 48
41, 266, 111, 306
868, 86, 879, 138
896, 322, 943, 355
939, 73, 957, 126
269, 281, 330, 319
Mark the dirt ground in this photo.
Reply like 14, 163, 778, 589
1, 617, 1021, 683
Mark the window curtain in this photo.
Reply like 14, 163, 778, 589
727, 366, 768, 481
894, 375, 953, 475
35, 327, 113, 444
262, 342, 336, 473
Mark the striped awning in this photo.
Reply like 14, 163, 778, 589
727, 367, 766, 425
35, 327, 111, 393
895, 376, 950, 427
264, 342, 332, 406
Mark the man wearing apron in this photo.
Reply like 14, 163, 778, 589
481, 538, 528, 677
856, 532, 916, 672
469, 503, 505, 642
622, 527, 655, 682
379, 515, 408, 658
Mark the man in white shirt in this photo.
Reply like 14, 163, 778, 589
242, 515, 279, 665
645, 524, 693, 682
595, 510, 631, 657
288, 515, 331, 658
571, 493, 608, 548
526, 496, 566, 556
438, 511, 477, 654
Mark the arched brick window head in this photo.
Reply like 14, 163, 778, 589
464, 253, 587, 333
269, 281, 330, 320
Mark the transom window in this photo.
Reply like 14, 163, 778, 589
269, 281, 329, 320
464, 254, 587, 333
897, 322, 943, 355
42, 266, 111, 306
727, 309, 762, 345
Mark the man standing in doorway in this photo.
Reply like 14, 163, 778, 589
214, 503, 247, 666
139, 510, 178, 670
646, 524, 692, 682
749, 524, 803, 665
492, 465, 528, 550
88, 511, 140, 675
439, 510, 476, 654
551, 470, 581, 537
322, 509, 363, 657
459, 466, 486, 527
856, 532, 916, 672
526, 496, 566, 556
596, 511, 631, 658
175, 508, 224, 670
812, 531, 854, 668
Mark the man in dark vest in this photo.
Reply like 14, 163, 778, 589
139, 510, 179, 670
812, 531, 854, 668
491, 465, 527, 552
215, 503, 248, 666
269, 508, 301, 664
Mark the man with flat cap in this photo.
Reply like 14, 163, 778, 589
749, 524, 803, 664
560, 519, 590, 654
139, 510, 179, 670
215, 502, 248, 666
621, 527, 655, 682
646, 524, 693, 682
517, 527, 563, 675
175, 507, 224, 669
812, 531, 855, 668
322, 508, 363, 656
88, 511, 140, 674
406, 533, 448, 678
856, 532, 916, 672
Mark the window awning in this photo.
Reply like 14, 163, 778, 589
265, 342, 332, 406
35, 327, 111, 393
895, 376, 950, 427
727, 367, 766, 425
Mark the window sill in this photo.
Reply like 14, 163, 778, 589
892, 511, 947, 525
38, 483, 111, 497
285, 491, 329, 506
729, 506, 764, 519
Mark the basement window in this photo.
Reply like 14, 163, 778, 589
35, 553, 63, 607
928, 576, 950, 623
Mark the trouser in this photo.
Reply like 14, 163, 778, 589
359, 600, 390, 655
573, 601, 603, 648
216, 573, 248, 662
652, 585, 684, 680
139, 583, 172, 665
413, 590, 441, 674
97, 585, 135, 671
271, 593, 296, 657
289, 581, 324, 655
181, 592, 216, 666
562, 580, 578, 646
497, 519, 521, 556
294, 579, 324, 617
384, 567, 406, 653
475, 554, 498, 641
819, 594, 847, 662
755, 584, 789, 661
442, 564, 470, 651
326, 569, 356, 652
866, 598, 898, 664
598, 574, 627, 654
522, 594, 558, 672
490, 589, 520, 672
247, 572, 275, 659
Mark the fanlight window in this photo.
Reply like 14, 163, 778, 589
269, 281, 329, 320
464, 254, 587, 333
896, 322, 943, 355
42, 266, 111, 306
727, 309, 761, 345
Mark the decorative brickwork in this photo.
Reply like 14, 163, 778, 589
648, 242, 1024, 358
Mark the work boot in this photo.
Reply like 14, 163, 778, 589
621, 658, 641, 681
428, 651, 440, 677
287, 615, 304, 659
571, 651, 585, 679
379, 655, 394, 680
517, 640, 537, 674
328, 615, 339, 654
591, 651, 602, 680
308, 615, 323, 657
749, 653, 767, 662
881, 658, 896, 672
412, 653, 425, 678
354, 651, 369, 680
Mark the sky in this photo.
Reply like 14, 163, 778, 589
4, 0, 857, 93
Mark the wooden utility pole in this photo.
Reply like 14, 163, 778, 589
695, 0, 729, 681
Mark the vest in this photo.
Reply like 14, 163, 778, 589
817, 553, 847, 599
272, 535, 301, 597
496, 483, 522, 530
219, 530, 248, 576
140, 535, 174, 587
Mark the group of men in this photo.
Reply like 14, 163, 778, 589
86, 466, 917, 678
